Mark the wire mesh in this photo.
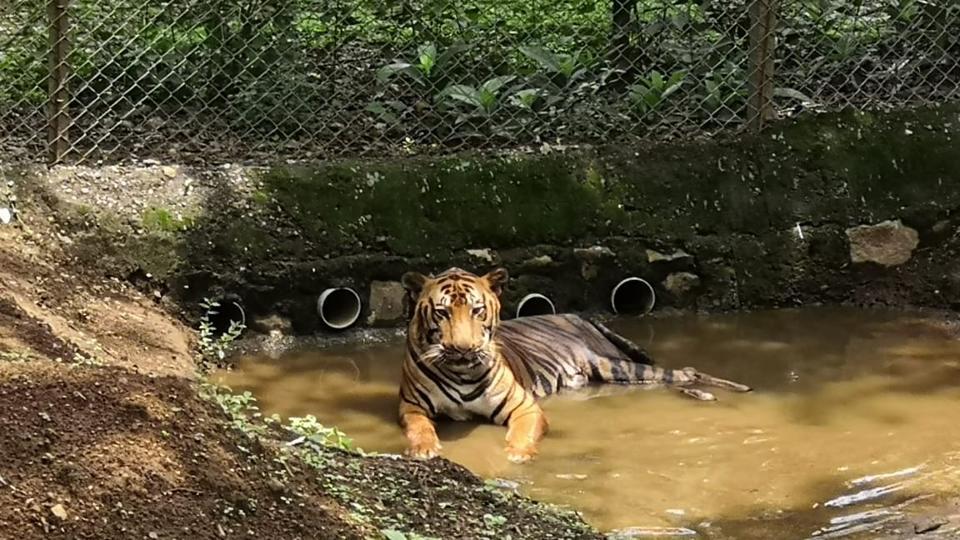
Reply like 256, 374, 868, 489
0, 1, 50, 161
0, 0, 957, 165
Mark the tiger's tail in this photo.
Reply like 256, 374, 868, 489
587, 318, 654, 364
587, 318, 752, 400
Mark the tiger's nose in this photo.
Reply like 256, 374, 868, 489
444, 346, 476, 361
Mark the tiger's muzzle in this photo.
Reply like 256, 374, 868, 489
439, 345, 492, 370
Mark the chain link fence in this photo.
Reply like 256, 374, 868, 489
1, 0, 958, 165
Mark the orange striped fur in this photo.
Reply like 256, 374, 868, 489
398, 267, 751, 463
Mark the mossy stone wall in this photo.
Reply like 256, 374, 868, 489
11, 104, 960, 333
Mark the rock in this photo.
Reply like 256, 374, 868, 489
485, 478, 520, 492
49, 503, 68, 521
573, 245, 615, 261
574, 246, 614, 280
366, 281, 405, 326
555, 473, 587, 480
519, 255, 553, 269
466, 248, 495, 263
664, 272, 701, 297
161, 166, 177, 178
846, 219, 919, 266
248, 314, 292, 335
647, 248, 693, 264
931, 219, 952, 235
581, 262, 600, 281
913, 516, 948, 534
0, 208, 11, 224
266, 478, 287, 495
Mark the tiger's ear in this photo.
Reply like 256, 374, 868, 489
482, 267, 509, 296
401, 271, 428, 296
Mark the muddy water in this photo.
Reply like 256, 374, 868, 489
214, 307, 960, 538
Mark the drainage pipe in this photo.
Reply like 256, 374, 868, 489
317, 287, 362, 330
207, 297, 247, 336
515, 293, 557, 318
610, 277, 656, 315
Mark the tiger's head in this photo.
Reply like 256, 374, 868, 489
401, 266, 509, 369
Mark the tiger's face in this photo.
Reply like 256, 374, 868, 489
401, 267, 508, 370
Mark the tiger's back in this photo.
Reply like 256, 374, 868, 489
496, 313, 656, 398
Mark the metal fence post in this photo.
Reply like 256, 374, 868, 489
46, 0, 71, 165
747, 0, 777, 133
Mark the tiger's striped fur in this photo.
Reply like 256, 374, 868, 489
398, 266, 751, 463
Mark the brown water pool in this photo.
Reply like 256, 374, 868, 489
213, 307, 960, 538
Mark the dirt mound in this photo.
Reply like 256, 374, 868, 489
0, 361, 368, 540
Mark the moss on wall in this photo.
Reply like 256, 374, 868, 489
247, 104, 959, 263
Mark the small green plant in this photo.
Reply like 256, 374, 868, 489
142, 207, 192, 233
287, 414, 356, 452
197, 298, 245, 365
519, 45, 588, 85
701, 62, 746, 115
629, 70, 687, 114
377, 42, 468, 85
436, 76, 517, 115
0, 350, 33, 363
199, 382, 268, 436
381, 530, 440, 540
509, 88, 546, 110
483, 513, 508, 528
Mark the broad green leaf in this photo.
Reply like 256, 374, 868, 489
481, 75, 516, 94
519, 45, 563, 74
774, 87, 813, 102
377, 62, 417, 83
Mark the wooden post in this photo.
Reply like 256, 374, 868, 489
46, 0, 71, 164
747, 0, 777, 133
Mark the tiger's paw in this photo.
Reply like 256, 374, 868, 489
406, 439, 442, 460
505, 445, 537, 464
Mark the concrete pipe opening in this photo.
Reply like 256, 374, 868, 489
610, 277, 656, 315
208, 298, 246, 337
317, 288, 362, 330
516, 293, 556, 318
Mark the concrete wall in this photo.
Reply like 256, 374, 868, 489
5, 104, 959, 334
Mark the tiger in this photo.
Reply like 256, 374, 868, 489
398, 266, 752, 463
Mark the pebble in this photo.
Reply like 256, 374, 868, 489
555, 473, 588, 480
49, 503, 68, 521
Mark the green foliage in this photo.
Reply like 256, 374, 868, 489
381, 530, 441, 540
142, 207, 192, 234
519, 45, 588, 84
436, 76, 517, 115
197, 298, 245, 366
199, 382, 357, 455
287, 414, 356, 452
377, 42, 468, 85
199, 382, 268, 436
701, 62, 746, 116
1, 0, 946, 147
482, 513, 508, 528
629, 70, 687, 114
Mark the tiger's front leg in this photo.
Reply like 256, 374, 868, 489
400, 404, 442, 459
504, 400, 549, 464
